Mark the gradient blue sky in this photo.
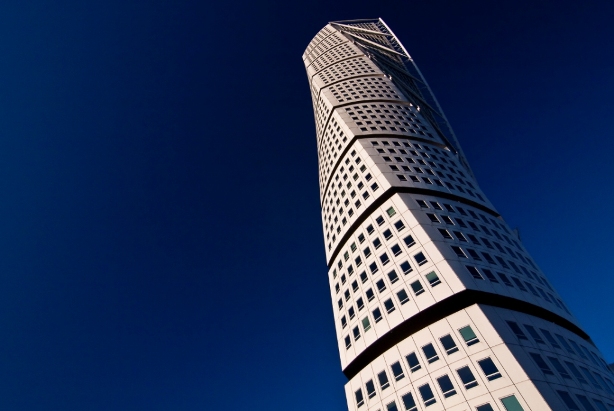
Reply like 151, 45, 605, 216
0, 1, 613, 410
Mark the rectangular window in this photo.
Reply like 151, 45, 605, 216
498, 272, 514, 287
500, 395, 525, 411
406, 352, 421, 373
362, 316, 371, 332
576, 395, 596, 411
507, 321, 528, 340
422, 343, 439, 363
477, 357, 502, 380
418, 383, 436, 407
529, 352, 554, 375
400, 261, 412, 274
376, 279, 386, 292
414, 252, 428, 266
391, 244, 402, 256
457, 366, 478, 389
355, 388, 364, 408
384, 298, 395, 313
525, 325, 545, 344
353, 326, 360, 341
401, 392, 417, 411
439, 335, 459, 355
482, 268, 499, 282
425, 271, 441, 286
366, 379, 376, 398
465, 265, 484, 280
557, 390, 580, 411
427, 213, 440, 223
369, 262, 378, 274
564, 361, 588, 384
476, 405, 494, 411
539, 328, 561, 349
397, 289, 409, 305
555, 334, 574, 354
451, 246, 467, 258
404, 235, 416, 247
386, 401, 398, 411
391, 361, 405, 381
436, 374, 457, 398
378, 370, 390, 390
366, 288, 374, 301
356, 297, 364, 310
580, 366, 602, 390
411, 280, 425, 296
387, 269, 399, 284
547, 356, 571, 379
459, 325, 480, 346
345, 335, 351, 349
373, 307, 382, 323
439, 228, 453, 239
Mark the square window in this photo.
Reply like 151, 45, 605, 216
373, 238, 382, 248
383, 229, 393, 239
387, 270, 399, 284
387, 207, 396, 217
376, 279, 386, 292
394, 220, 405, 231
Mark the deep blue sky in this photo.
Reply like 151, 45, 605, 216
0, 1, 613, 410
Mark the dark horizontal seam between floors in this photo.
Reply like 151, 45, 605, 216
342, 290, 592, 380
321, 132, 448, 203
326, 186, 499, 268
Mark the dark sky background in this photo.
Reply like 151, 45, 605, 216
0, 0, 613, 409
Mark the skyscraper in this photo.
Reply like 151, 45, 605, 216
303, 19, 614, 411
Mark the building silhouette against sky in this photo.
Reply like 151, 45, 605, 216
303, 19, 614, 411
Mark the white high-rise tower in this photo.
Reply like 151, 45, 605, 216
303, 19, 614, 411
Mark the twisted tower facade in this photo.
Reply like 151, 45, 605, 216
303, 19, 614, 411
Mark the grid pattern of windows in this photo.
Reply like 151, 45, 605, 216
306, 20, 614, 411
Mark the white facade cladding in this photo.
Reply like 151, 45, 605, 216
303, 19, 614, 411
